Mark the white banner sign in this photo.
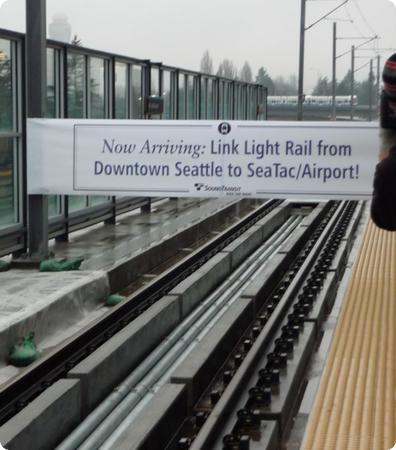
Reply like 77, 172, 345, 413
27, 119, 379, 200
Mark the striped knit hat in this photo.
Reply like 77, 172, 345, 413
383, 53, 396, 101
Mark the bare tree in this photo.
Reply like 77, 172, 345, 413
217, 59, 238, 79
239, 61, 253, 83
200, 50, 214, 75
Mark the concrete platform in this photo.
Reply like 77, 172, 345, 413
0, 198, 241, 386
67, 295, 180, 414
0, 379, 82, 450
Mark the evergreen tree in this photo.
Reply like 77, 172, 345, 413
255, 67, 274, 94
334, 69, 375, 104
355, 69, 374, 105
336, 70, 352, 95
312, 76, 332, 95
273, 75, 298, 95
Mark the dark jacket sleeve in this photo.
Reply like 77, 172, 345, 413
380, 91, 396, 129
371, 148, 396, 231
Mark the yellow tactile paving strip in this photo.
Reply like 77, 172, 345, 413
302, 220, 396, 450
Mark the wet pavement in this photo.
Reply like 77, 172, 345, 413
53, 198, 232, 270
0, 197, 237, 384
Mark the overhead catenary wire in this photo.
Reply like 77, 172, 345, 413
351, 0, 378, 37
337, 36, 376, 40
344, 3, 367, 39
350, 0, 380, 53
323, 17, 353, 22
336, 36, 378, 59
305, 0, 350, 31
353, 60, 371, 74
358, 48, 396, 54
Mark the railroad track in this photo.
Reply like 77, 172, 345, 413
0, 199, 282, 427
68, 200, 361, 450
186, 201, 361, 450
0, 199, 364, 450
56, 200, 359, 450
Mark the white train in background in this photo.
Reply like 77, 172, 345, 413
268, 95, 358, 106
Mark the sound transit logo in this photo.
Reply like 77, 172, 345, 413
194, 183, 242, 194
218, 122, 231, 135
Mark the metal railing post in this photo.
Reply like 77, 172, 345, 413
26, 0, 49, 260
297, 0, 306, 121
368, 59, 373, 121
331, 22, 337, 121
350, 45, 355, 121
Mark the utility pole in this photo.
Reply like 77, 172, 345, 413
369, 59, 373, 121
297, 0, 306, 121
298, 0, 351, 121
331, 22, 337, 120
26, 0, 49, 260
376, 54, 381, 108
350, 45, 355, 121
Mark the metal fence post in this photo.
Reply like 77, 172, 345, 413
26, 0, 49, 259
350, 45, 355, 121
331, 22, 337, 121
297, 0, 306, 121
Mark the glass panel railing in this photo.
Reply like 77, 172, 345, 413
48, 195, 61, 217
90, 57, 106, 119
69, 195, 88, 212
115, 62, 128, 119
67, 52, 85, 118
0, 39, 13, 133
131, 65, 143, 119
200, 78, 207, 119
162, 70, 172, 120
207, 79, 214, 119
89, 57, 108, 206
46, 47, 56, 118
178, 73, 185, 119
0, 137, 17, 228
46, 47, 63, 218
151, 67, 159, 96
67, 53, 86, 211
186, 75, 194, 119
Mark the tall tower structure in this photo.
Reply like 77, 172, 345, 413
48, 13, 71, 43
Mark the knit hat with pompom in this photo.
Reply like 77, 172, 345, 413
383, 53, 396, 101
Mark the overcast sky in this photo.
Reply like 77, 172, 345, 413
0, 0, 395, 91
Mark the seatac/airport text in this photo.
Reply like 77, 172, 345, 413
94, 160, 359, 184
